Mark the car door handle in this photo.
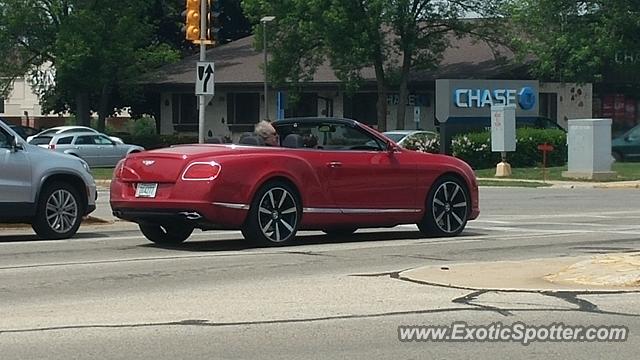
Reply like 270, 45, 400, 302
326, 161, 342, 168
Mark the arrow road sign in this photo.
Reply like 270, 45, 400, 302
196, 62, 215, 95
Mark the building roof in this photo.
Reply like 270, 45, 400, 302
145, 33, 530, 88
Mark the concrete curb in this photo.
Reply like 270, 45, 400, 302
95, 179, 112, 187
400, 253, 640, 292
476, 177, 640, 189
0, 216, 115, 230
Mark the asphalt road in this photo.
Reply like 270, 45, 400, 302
1, 187, 639, 359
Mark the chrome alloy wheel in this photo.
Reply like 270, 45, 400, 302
257, 187, 299, 243
431, 181, 468, 234
46, 189, 79, 234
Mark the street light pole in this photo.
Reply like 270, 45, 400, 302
197, 0, 208, 143
261, 16, 275, 121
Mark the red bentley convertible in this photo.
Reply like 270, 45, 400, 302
110, 117, 479, 246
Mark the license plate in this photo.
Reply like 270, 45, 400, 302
135, 183, 158, 198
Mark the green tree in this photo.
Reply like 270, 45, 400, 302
242, 0, 503, 131
506, 0, 640, 83
0, 0, 181, 130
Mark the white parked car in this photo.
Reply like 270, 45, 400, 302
27, 125, 124, 144
29, 132, 144, 167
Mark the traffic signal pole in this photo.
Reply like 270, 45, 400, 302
198, 0, 207, 144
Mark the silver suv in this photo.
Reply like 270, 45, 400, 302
0, 120, 97, 239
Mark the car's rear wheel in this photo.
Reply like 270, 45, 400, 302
242, 181, 301, 246
418, 176, 469, 237
32, 182, 83, 239
322, 228, 358, 236
139, 223, 194, 245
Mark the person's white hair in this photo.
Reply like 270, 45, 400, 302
254, 120, 275, 139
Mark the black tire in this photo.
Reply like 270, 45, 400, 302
242, 181, 301, 246
417, 176, 470, 237
612, 151, 623, 162
32, 182, 84, 239
139, 223, 194, 245
322, 228, 357, 236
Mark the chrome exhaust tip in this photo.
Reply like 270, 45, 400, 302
179, 211, 203, 220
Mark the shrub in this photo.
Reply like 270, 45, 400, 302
128, 116, 157, 136
402, 135, 440, 153
452, 128, 567, 169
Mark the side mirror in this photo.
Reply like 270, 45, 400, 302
10, 135, 23, 152
387, 141, 400, 153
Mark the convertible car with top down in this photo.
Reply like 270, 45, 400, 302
110, 117, 479, 246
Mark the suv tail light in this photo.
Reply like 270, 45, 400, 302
48, 144, 55, 150
182, 161, 221, 181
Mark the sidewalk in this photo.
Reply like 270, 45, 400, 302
477, 177, 640, 189
400, 252, 640, 292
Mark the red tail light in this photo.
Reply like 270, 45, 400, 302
182, 161, 221, 181
48, 144, 56, 150
113, 159, 125, 179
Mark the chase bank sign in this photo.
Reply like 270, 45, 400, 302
435, 79, 539, 122
454, 87, 537, 110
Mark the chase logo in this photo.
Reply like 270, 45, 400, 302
518, 86, 536, 110
454, 87, 537, 110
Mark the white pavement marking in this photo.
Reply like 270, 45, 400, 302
485, 209, 640, 220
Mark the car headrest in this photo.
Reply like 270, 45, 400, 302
282, 133, 304, 148
239, 135, 265, 146
205, 136, 224, 144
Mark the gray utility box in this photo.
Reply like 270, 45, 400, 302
491, 104, 516, 152
562, 118, 616, 180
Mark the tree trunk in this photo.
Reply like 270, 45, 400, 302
396, 49, 412, 130
97, 84, 111, 132
75, 92, 90, 126
373, 55, 387, 132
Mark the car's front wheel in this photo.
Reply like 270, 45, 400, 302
418, 176, 469, 237
242, 181, 301, 246
139, 223, 194, 245
32, 182, 83, 239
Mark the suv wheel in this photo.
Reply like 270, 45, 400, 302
32, 182, 83, 239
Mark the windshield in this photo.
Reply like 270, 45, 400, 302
383, 133, 406, 142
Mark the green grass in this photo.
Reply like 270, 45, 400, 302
478, 180, 551, 187
475, 162, 640, 182
91, 167, 115, 180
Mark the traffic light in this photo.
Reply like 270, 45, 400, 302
183, 0, 201, 41
207, 0, 224, 43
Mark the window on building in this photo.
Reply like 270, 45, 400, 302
172, 94, 198, 131
343, 93, 378, 126
227, 93, 260, 127
539, 93, 558, 120
0, 97, 5, 113
285, 93, 318, 118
